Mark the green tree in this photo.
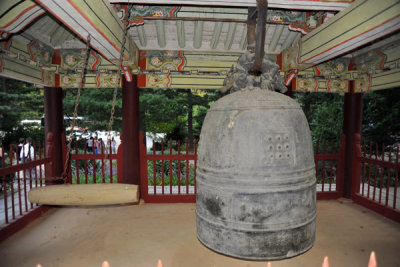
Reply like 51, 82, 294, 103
140, 88, 186, 135
0, 78, 43, 131
140, 88, 222, 149
294, 87, 400, 149
0, 78, 44, 147
362, 88, 400, 145
294, 92, 344, 149
63, 88, 122, 131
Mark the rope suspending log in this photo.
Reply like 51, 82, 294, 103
106, 8, 131, 156
29, 10, 139, 205
39, 35, 92, 185
62, 34, 91, 183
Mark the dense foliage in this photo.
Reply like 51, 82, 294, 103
362, 89, 400, 145
139, 88, 222, 141
294, 89, 400, 149
63, 88, 123, 131
293, 92, 344, 149
0, 78, 44, 146
1, 76, 399, 151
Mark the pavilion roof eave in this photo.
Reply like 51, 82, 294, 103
108, 0, 351, 11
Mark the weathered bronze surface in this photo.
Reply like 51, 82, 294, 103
196, 55, 316, 260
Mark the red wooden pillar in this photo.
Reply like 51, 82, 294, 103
285, 79, 294, 98
342, 82, 363, 198
44, 86, 64, 181
122, 75, 140, 187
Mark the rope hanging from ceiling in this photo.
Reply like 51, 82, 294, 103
28, 8, 139, 206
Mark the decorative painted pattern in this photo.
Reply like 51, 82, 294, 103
113, 5, 180, 27
353, 39, 400, 92
60, 73, 121, 88
96, 73, 118, 88
28, 40, 53, 65
295, 78, 348, 93
137, 50, 240, 89
293, 58, 350, 93
268, 10, 306, 23
144, 50, 185, 88
353, 40, 400, 75
0, 35, 55, 86
314, 58, 349, 77
289, 22, 315, 35
355, 51, 386, 75
296, 78, 318, 92
326, 79, 348, 93
282, 40, 301, 72
129, 5, 180, 18
61, 50, 103, 71
42, 70, 55, 87
354, 73, 371, 92
61, 73, 81, 88
114, 5, 305, 26
146, 74, 170, 88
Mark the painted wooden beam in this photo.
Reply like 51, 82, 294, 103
0, 35, 54, 86
370, 69, 400, 91
224, 23, 237, 50
0, 0, 45, 40
0, 53, 44, 85
300, 0, 400, 65
210, 22, 223, 49
109, 0, 351, 11
155, 20, 166, 48
176, 20, 185, 48
35, 0, 129, 60
193, 21, 204, 49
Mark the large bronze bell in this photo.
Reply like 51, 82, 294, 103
196, 53, 316, 260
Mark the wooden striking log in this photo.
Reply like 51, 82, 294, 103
28, 184, 139, 206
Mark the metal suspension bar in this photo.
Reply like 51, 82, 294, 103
252, 0, 268, 74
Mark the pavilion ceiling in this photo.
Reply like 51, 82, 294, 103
22, 15, 77, 49
0, 0, 399, 93
124, 5, 303, 55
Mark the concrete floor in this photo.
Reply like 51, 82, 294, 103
0, 199, 399, 267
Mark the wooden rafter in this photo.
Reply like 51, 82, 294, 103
0, 0, 45, 40
109, 0, 351, 11
176, 20, 185, 48
210, 22, 223, 49
35, 0, 130, 61
155, 20, 166, 48
224, 23, 237, 50
281, 31, 299, 50
240, 25, 248, 50
136, 25, 147, 46
193, 21, 204, 49
268, 24, 284, 53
